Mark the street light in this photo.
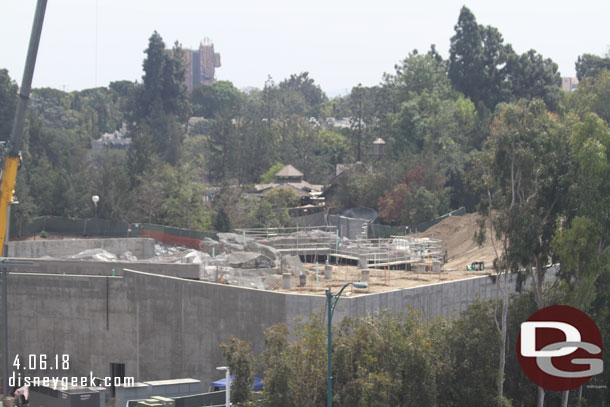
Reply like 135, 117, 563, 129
325, 281, 368, 407
216, 366, 230, 407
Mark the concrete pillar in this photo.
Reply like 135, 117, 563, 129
324, 265, 333, 280
282, 273, 292, 290
358, 254, 367, 269
432, 261, 441, 273
361, 269, 370, 281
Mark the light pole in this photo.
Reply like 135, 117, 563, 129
216, 366, 230, 407
326, 281, 368, 407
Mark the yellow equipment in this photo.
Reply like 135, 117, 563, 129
0, 0, 47, 256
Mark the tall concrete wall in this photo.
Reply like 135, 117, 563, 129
8, 258, 199, 279
0, 269, 551, 393
7, 238, 156, 259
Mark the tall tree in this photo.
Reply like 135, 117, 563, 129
506, 50, 562, 111
131, 32, 190, 169
279, 72, 327, 118
0, 69, 18, 141
575, 53, 610, 81
475, 99, 570, 406
349, 84, 372, 161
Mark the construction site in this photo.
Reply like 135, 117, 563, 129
0, 210, 552, 404
9, 213, 496, 296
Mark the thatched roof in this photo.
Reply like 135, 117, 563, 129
275, 164, 303, 178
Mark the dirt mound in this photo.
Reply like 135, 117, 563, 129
414, 213, 497, 271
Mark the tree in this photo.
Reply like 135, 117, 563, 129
220, 337, 255, 405
191, 80, 243, 119
131, 32, 190, 168
575, 53, 610, 81
570, 69, 610, 123
448, 7, 511, 110
349, 84, 373, 161
260, 324, 294, 407
159, 164, 211, 230
475, 99, 570, 406
506, 49, 562, 110
278, 72, 327, 117
259, 163, 285, 184
444, 301, 502, 406
213, 207, 232, 232
0, 69, 18, 141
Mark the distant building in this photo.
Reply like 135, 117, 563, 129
255, 164, 324, 205
92, 123, 131, 150
180, 39, 221, 92
372, 137, 386, 161
562, 77, 579, 92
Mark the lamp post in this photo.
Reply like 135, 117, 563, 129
216, 366, 230, 407
326, 281, 368, 407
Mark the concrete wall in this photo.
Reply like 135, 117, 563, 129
8, 258, 199, 279
7, 238, 156, 259
0, 269, 549, 394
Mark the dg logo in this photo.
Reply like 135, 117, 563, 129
517, 305, 604, 391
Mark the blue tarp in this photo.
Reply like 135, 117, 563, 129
211, 376, 263, 391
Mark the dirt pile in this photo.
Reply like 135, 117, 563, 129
415, 213, 497, 271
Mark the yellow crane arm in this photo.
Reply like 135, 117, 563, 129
0, 157, 20, 256
0, 0, 47, 256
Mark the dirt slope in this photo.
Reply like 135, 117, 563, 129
414, 213, 498, 271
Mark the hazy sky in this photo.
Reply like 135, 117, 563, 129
1, 0, 608, 96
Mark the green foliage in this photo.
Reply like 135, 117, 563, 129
220, 337, 255, 405
505, 50, 562, 111
259, 163, 284, 184
448, 7, 511, 110
570, 70, 610, 123
39, 230, 48, 238
478, 100, 569, 280
0, 69, 18, 141
575, 53, 610, 80
213, 207, 232, 232
378, 163, 449, 225
159, 164, 212, 230
553, 217, 602, 309
260, 324, 293, 407
278, 72, 327, 118
253, 301, 530, 407
191, 80, 243, 118
129, 32, 190, 171
443, 301, 501, 406
246, 189, 299, 228
448, 7, 561, 112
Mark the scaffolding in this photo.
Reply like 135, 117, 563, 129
235, 226, 444, 269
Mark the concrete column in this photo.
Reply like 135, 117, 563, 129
361, 269, 370, 281
282, 273, 291, 290
324, 265, 332, 280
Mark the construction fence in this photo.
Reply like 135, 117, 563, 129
10, 216, 217, 249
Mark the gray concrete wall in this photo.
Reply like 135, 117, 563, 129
0, 269, 549, 394
7, 238, 156, 259
8, 258, 199, 279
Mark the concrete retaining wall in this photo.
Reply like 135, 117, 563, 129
7, 238, 156, 259
8, 258, 199, 279
0, 269, 551, 394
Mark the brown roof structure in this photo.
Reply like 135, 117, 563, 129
254, 164, 323, 199
275, 164, 303, 178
